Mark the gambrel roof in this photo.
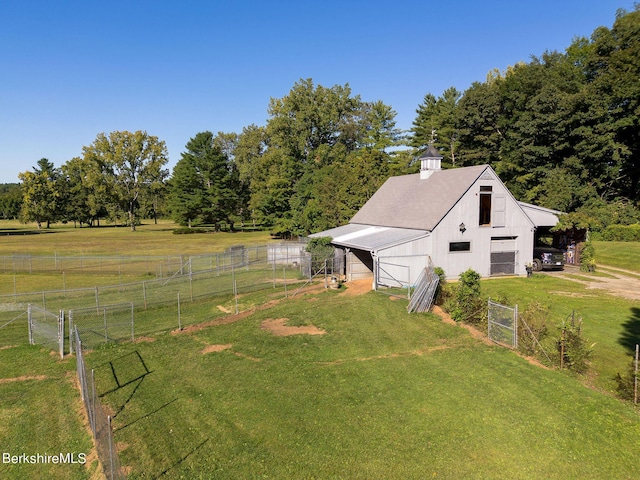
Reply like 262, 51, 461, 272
350, 164, 491, 231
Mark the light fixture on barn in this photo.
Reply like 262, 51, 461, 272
459, 223, 466, 234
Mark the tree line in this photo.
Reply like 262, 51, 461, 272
7, 6, 639, 234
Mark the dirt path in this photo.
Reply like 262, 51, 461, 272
550, 265, 640, 301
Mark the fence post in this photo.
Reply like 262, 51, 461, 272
234, 280, 239, 314
283, 267, 288, 298
69, 310, 73, 354
59, 310, 64, 358
514, 304, 519, 349
27, 304, 33, 345
130, 303, 135, 342
635, 344, 638, 405
90, 369, 97, 436
95, 287, 99, 310
143, 281, 147, 309
177, 293, 181, 331
108, 415, 115, 480
103, 308, 108, 342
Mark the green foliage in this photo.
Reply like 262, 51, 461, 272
169, 131, 242, 228
0, 183, 22, 219
597, 224, 640, 242
433, 266, 448, 305
81, 130, 169, 231
415, 7, 640, 209
306, 236, 335, 271
557, 314, 594, 374
449, 268, 484, 324
18, 158, 64, 229
517, 301, 550, 359
614, 357, 638, 402
172, 227, 209, 235
579, 240, 596, 272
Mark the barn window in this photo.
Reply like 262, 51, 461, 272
479, 186, 492, 225
449, 241, 471, 252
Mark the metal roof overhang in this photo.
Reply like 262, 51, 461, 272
310, 224, 429, 252
518, 202, 562, 228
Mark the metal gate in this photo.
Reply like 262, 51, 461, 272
488, 299, 518, 348
28, 304, 64, 358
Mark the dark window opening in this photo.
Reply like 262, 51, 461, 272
479, 193, 492, 225
449, 241, 471, 252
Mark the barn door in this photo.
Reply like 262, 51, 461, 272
490, 237, 517, 275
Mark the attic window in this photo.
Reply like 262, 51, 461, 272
479, 186, 492, 225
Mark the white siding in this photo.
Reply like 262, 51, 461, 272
430, 171, 534, 279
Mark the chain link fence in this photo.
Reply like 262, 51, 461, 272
28, 304, 64, 357
74, 328, 125, 480
0, 304, 29, 348
488, 299, 518, 348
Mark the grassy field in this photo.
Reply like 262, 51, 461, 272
0, 219, 273, 256
482, 274, 638, 394
2, 223, 640, 479
593, 240, 640, 273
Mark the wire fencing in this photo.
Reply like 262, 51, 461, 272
488, 299, 518, 348
74, 328, 125, 480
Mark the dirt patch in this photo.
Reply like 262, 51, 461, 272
319, 345, 451, 365
261, 318, 326, 336
551, 265, 640, 301
135, 336, 156, 343
431, 306, 492, 345
201, 344, 232, 354
0, 375, 48, 384
217, 305, 232, 313
339, 278, 373, 296
549, 291, 596, 298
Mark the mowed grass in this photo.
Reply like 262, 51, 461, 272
85, 290, 640, 479
593, 240, 640, 274
0, 219, 273, 256
482, 274, 640, 394
0, 345, 97, 480
2, 224, 640, 478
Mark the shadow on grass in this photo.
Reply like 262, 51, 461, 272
618, 307, 640, 353
114, 397, 179, 433
154, 438, 211, 479
0, 229, 59, 236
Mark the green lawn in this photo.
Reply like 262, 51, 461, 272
2, 228, 639, 479
482, 274, 639, 394
0, 346, 97, 480
0, 219, 273, 256
83, 290, 640, 479
593, 240, 640, 273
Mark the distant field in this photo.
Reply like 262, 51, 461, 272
593, 240, 640, 273
0, 219, 273, 256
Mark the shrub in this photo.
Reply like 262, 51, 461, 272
600, 224, 640, 242
556, 315, 594, 374
579, 240, 596, 272
517, 302, 549, 358
306, 237, 335, 273
433, 267, 448, 305
450, 269, 484, 325
173, 227, 209, 235
614, 359, 638, 402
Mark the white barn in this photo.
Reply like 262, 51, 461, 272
311, 147, 556, 287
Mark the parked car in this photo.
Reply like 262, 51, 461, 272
532, 246, 565, 271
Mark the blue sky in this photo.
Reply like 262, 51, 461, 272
0, 1, 635, 183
